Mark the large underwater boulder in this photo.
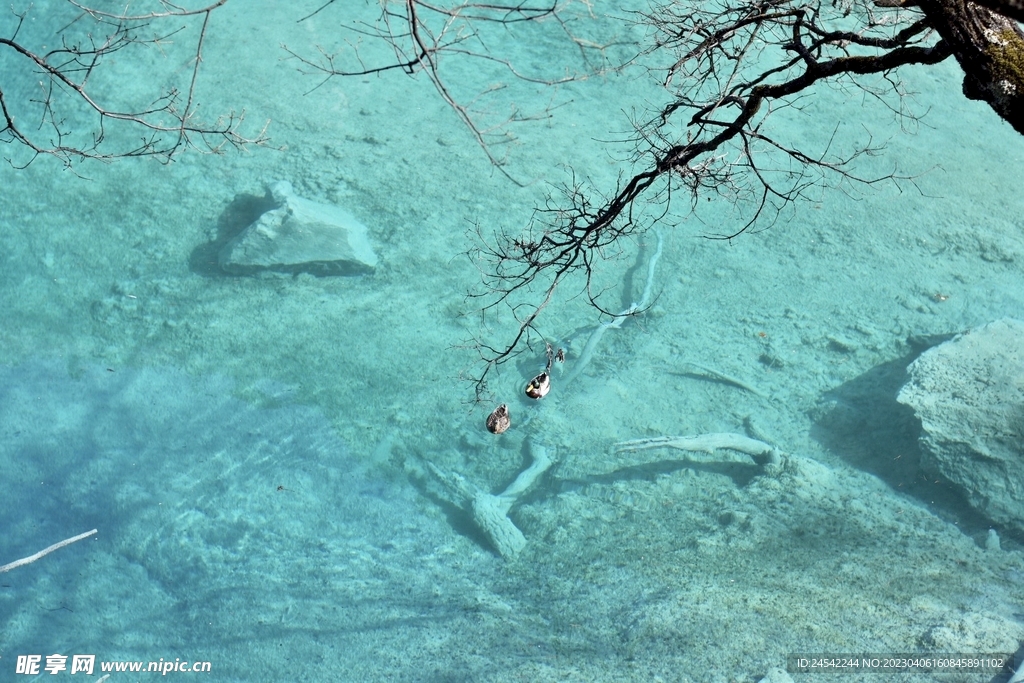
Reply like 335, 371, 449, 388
897, 318, 1024, 531
219, 180, 378, 276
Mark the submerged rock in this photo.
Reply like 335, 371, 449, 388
219, 180, 378, 276
897, 318, 1024, 530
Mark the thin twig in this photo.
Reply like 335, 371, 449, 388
0, 529, 98, 573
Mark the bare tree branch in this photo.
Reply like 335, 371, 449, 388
280, 0, 1024, 400
464, 0, 954, 395
283, 0, 623, 185
0, 1, 267, 168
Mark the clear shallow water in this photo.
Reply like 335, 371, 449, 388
2, 2, 1024, 681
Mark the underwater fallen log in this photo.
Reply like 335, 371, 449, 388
427, 439, 555, 559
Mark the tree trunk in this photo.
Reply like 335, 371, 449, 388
918, 0, 1024, 133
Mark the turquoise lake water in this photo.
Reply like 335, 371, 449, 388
3, 1, 1024, 681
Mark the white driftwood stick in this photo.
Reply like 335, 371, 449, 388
0, 529, 98, 573
565, 231, 663, 386
497, 440, 554, 502
615, 433, 782, 465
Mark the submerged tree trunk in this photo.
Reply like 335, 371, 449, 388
919, 0, 1024, 133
